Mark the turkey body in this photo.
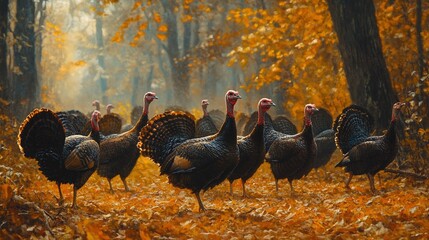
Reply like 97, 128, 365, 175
56, 110, 89, 137
97, 114, 148, 192
266, 125, 317, 192
139, 90, 241, 211
18, 108, 100, 208
334, 103, 403, 193
228, 124, 264, 195
97, 92, 157, 192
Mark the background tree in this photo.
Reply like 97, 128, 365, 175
0, 0, 9, 108
11, 0, 39, 120
327, 0, 398, 131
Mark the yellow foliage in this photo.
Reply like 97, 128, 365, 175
181, 15, 193, 23
157, 33, 167, 41
158, 24, 168, 33
153, 12, 162, 23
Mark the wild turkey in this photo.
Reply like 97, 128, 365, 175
17, 109, 101, 208
138, 90, 241, 211
56, 110, 89, 137
265, 104, 318, 193
97, 92, 158, 192
121, 105, 144, 133
334, 102, 405, 193
195, 99, 218, 137
311, 108, 336, 173
228, 98, 275, 196
98, 104, 122, 136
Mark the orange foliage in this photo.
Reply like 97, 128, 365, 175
227, 1, 350, 119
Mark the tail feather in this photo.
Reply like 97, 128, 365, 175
333, 105, 374, 154
242, 111, 258, 136
208, 109, 225, 130
195, 116, 218, 137
99, 113, 122, 135
138, 111, 196, 165
235, 112, 249, 135
18, 108, 65, 158
273, 115, 298, 135
311, 108, 333, 136
56, 110, 89, 137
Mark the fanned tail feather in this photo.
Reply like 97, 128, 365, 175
333, 105, 374, 154
311, 108, 333, 136
18, 108, 65, 158
56, 110, 89, 137
99, 113, 122, 135
138, 111, 196, 165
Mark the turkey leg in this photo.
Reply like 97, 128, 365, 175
121, 177, 130, 191
345, 173, 353, 189
195, 191, 205, 212
108, 179, 114, 193
241, 179, 247, 197
275, 179, 279, 192
71, 187, 78, 209
57, 182, 64, 206
367, 173, 378, 194
288, 179, 295, 196
229, 181, 233, 195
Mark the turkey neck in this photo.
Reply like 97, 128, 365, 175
250, 108, 266, 138
132, 100, 151, 132
202, 105, 208, 117
301, 116, 314, 142
216, 115, 237, 145
90, 120, 101, 144
384, 119, 397, 144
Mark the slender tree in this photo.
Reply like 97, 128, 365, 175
0, 0, 8, 105
95, 0, 108, 104
327, 0, 398, 131
12, 0, 39, 120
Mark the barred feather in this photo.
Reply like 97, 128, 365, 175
333, 105, 374, 154
195, 115, 218, 137
208, 109, 225, 130
138, 111, 196, 165
99, 113, 122, 136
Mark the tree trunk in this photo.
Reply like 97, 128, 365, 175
12, 0, 38, 121
95, 0, 108, 104
327, 0, 398, 131
0, 0, 8, 106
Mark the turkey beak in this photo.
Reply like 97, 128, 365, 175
271, 102, 276, 107
236, 94, 242, 99
154, 96, 159, 99
314, 107, 319, 112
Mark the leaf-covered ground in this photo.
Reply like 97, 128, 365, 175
1, 134, 428, 239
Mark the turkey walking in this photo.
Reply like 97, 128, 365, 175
334, 102, 405, 193
138, 90, 241, 211
195, 99, 218, 137
97, 92, 158, 192
18, 109, 101, 208
228, 98, 275, 197
265, 104, 318, 194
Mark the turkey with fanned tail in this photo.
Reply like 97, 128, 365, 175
228, 98, 275, 197
265, 104, 318, 194
97, 92, 158, 192
17, 109, 101, 208
138, 90, 241, 212
334, 102, 405, 193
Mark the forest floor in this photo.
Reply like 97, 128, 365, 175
1, 128, 429, 239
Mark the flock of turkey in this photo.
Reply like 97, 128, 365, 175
17, 90, 404, 212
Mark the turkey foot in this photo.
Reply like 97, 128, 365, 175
288, 180, 296, 197
71, 188, 79, 209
